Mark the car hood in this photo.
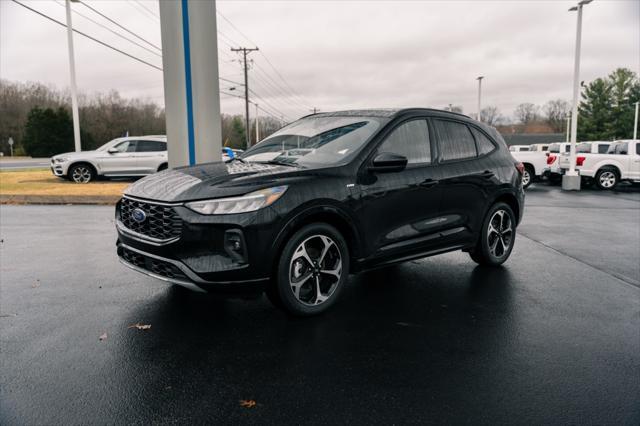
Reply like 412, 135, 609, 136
123, 161, 311, 202
52, 151, 96, 160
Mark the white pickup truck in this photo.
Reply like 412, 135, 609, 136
574, 140, 640, 189
558, 141, 611, 173
511, 149, 548, 189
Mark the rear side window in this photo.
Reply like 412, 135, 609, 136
470, 127, 496, 155
636, 143, 640, 155
433, 119, 477, 161
598, 144, 610, 154
378, 119, 431, 164
137, 140, 167, 152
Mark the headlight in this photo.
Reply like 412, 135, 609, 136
186, 186, 288, 215
54, 157, 68, 163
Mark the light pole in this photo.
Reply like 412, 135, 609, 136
476, 76, 484, 121
65, 0, 81, 152
566, 113, 571, 143
634, 101, 639, 140
563, 0, 592, 191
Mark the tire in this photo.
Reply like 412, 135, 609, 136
157, 163, 168, 172
522, 165, 534, 189
68, 163, 96, 183
269, 223, 349, 316
469, 202, 516, 266
595, 168, 618, 190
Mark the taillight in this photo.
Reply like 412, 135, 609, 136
515, 162, 525, 175
547, 154, 557, 165
576, 156, 586, 166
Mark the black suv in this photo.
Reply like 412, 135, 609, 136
116, 109, 525, 315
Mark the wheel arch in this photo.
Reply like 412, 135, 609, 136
68, 161, 98, 176
596, 163, 622, 178
492, 192, 521, 225
269, 204, 363, 275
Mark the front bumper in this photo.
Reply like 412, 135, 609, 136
51, 162, 66, 176
115, 196, 279, 293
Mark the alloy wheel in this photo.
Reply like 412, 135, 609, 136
522, 170, 531, 187
599, 171, 616, 188
289, 234, 342, 306
487, 210, 513, 258
72, 166, 92, 183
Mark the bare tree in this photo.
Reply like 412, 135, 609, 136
543, 99, 570, 132
480, 106, 502, 126
514, 103, 539, 124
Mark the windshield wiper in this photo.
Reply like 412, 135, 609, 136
264, 160, 302, 168
225, 156, 247, 164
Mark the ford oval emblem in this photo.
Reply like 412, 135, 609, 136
131, 208, 147, 223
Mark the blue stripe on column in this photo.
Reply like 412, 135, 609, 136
181, 0, 196, 166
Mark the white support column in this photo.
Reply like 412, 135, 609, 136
159, 0, 221, 168
65, 0, 81, 152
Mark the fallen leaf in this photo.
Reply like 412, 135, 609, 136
32, 280, 40, 288
128, 323, 152, 330
240, 400, 257, 408
99, 332, 108, 341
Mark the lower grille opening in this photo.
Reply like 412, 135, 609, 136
120, 247, 188, 281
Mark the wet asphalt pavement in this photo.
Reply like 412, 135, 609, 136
1, 185, 639, 425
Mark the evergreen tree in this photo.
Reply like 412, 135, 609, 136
578, 78, 613, 140
21, 107, 74, 157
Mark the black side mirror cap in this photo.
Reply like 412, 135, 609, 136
369, 152, 408, 173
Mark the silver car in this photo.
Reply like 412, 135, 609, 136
51, 136, 167, 183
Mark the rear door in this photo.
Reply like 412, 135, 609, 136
357, 118, 443, 259
628, 142, 640, 180
135, 140, 167, 174
97, 140, 138, 175
431, 119, 499, 240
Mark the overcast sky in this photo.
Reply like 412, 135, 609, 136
1, 0, 639, 122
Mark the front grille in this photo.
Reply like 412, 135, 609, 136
119, 197, 182, 241
120, 247, 188, 281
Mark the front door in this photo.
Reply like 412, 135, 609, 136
356, 118, 443, 261
97, 140, 138, 175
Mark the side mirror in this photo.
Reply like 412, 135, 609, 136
369, 152, 408, 173
107, 147, 119, 154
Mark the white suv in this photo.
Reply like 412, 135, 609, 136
51, 136, 167, 183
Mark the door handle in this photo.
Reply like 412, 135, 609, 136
419, 179, 439, 188
480, 170, 495, 179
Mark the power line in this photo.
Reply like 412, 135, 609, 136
52, 0, 161, 58
76, 0, 161, 51
132, 0, 159, 21
11, 0, 163, 71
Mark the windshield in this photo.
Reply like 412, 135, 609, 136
241, 116, 384, 167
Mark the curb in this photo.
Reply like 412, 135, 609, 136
0, 194, 120, 205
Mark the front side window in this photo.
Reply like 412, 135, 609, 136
114, 141, 136, 153
137, 140, 167, 152
378, 119, 431, 164
470, 127, 496, 156
241, 116, 384, 167
433, 119, 477, 161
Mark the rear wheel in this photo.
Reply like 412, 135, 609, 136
595, 168, 618, 190
69, 163, 95, 183
522, 165, 534, 189
469, 202, 516, 266
268, 223, 349, 316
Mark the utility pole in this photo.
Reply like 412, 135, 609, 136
66, 0, 81, 152
310, 107, 319, 114
563, 0, 592, 191
476, 76, 484, 122
634, 101, 639, 140
255, 103, 260, 143
231, 47, 259, 148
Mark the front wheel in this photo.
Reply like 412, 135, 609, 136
268, 223, 349, 316
469, 202, 516, 266
69, 163, 96, 183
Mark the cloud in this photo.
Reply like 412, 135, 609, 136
1, 0, 638, 122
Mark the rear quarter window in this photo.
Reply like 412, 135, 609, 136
470, 127, 497, 155
433, 119, 477, 161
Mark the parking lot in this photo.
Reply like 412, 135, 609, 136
1, 185, 639, 425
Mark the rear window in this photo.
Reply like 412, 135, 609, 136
433, 119, 477, 161
549, 143, 561, 153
